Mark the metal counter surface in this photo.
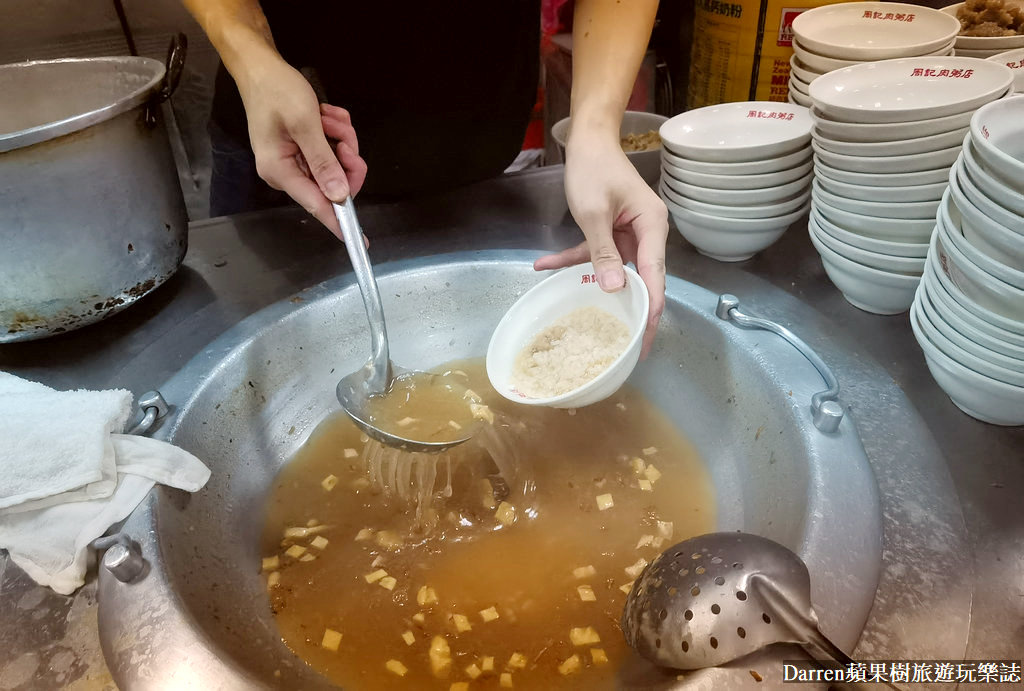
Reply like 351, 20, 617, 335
0, 167, 1020, 690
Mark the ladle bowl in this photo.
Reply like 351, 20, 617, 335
333, 200, 473, 452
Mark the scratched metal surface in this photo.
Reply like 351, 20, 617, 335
1, 167, 1019, 689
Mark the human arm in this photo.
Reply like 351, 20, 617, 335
535, 0, 668, 356
182, 0, 367, 239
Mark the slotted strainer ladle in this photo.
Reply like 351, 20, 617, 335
332, 199, 473, 452
622, 532, 902, 689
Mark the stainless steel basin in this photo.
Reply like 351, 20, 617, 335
98, 252, 882, 689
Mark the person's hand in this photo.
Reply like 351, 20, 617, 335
537, 132, 669, 357
237, 58, 367, 241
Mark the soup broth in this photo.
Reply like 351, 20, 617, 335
262, 360, 714, 689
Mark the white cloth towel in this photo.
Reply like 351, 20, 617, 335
0, 374, 211, 594
0, 372, 132, 513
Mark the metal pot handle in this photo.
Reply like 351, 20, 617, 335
715, 294, 845, 434
143, 33, 187, 126
93, 390, 170, 583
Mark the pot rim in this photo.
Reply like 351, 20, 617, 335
0, 56, 165, 154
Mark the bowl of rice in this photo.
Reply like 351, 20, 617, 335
550, 111, 667, 185
486, 262, 649, 408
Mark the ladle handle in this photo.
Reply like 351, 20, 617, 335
334, 200, 391, 391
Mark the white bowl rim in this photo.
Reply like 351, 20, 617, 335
923, 256, 1024, 346
809, 57, 1013, 123
940, 181, 1024, 289
664, 188, 811, 228
811, 178, 941, 213
659, 101, 812, 157
809, 218, 927, 270
969, 97, 1024, 182
810, 226, 923, 283
918, 277, 1024, 365
814, 167, 949, 196
661, 180, 812, 215
810, 208, 930, 253
912, 296, 1024, 385
793, 2, 961, 58
910, 301, 1024, 400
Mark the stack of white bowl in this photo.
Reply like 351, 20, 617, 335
911, 97, 1024, 426
805, 56, 1014, 314
788, 1, 960, 106
941, 2, 1024, 60
988, 47, 1024, 91
657, 101, 813, 262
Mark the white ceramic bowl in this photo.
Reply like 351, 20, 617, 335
792, 39, 862, 73
790, 88, 813, 108
661, 180, 812, 220
663, 191, 809, 262
811, 140, 962, 174
810, 105, 974, 142
813, 154, 952, 186
987, 48, 1024, 92
809, 219, 926, 274
790, 54, 824, 84
660, 101, 812, 163
914, 295, 1024, 385
486, 263, 648, 408
955, 46, 1014, 58
813, 195, 936, 242
812, 124, 967, 156
935, 194, 1024, 319
790, 75, 812, 97
910, 300, 1024, 425
809, 57, 1013, 123
918, 281, 1024, 371
809, 229, 921, 314
943, 179, 1024, 284
662, 145, 810, 176
922, 258, 1024, 355
793, 2, 960, 60
926, 235, 1024, 336
942, 3, 1024, 51
970, 97, 1024, 193
961, 134, 1024, 216
661, 170, 813, 206
811, 208, 929, 257
950, 152, 1024, 270
551, 111, 667, 186
811, 179, 940, 219
814, 168, 947, 202
913, 294, 1024, 423
662, 158, 813, 190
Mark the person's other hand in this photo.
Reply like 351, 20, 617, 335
537, 133, 668, 357
238, 59, 367, 240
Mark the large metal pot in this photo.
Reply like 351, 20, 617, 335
0, 41, 188, 342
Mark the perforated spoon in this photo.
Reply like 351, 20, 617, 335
621, 532, 903, 689
333, 200, 473, 452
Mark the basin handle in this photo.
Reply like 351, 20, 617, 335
126, 390, 169, 436
715, 294, 844, 434
94, 533, 147, 584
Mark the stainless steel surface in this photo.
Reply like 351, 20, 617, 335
332, 199, 474, 452
93, 251, 880, 689
623, 532, 855, 671
715, 294, 844, 434
0, 55, 188, 342
0, 167, 1017, 690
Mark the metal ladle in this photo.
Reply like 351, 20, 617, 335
621, 532, 903, 690
332, 199, 473, 452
